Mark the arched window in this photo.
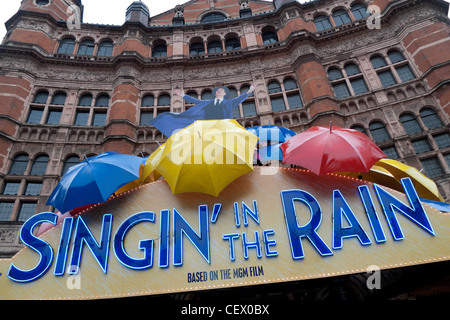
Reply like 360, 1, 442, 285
225, 38, 241, 51
332, 9, 352, 26
201, 12, 227, 24
420, 108, 443, 130
202, 90, 213, 100
207, 41, 223, 53
32, 90, 49, 104
95, 94, 110, 107
351, 3, 370, 20
284, 78, 298, 90
77, 39, 95, 56
262, 30, 278, 45
344, 63, 361, 76
268, 81, 282, 94
9, 154, 29, 175
57, 38, 75, 54
97, 41, 114, 57
351, 125, 368, 135
186, 91, 199, 100
388, 50, 406, 64
158, 94, 171, 106
30, 155, 49, 176
152, 44, 167, 58
62, 155, 80, 175
51, 92, 67, 105
370, 55, 387, 69
314, 15, 332, 31
78, 93, 93, 106
369, 121, 390, 142
328, 68, 343, 81
400, 113, 422, 134
142, 94, 155, 107
190, 42, 205, 55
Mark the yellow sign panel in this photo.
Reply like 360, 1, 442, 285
0, 168, 449, 300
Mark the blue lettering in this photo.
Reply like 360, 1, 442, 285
374, 178, 435, 240
159, 209, 170, 268
114, 211, 155, 270
210, 203, 222, 224
281, 190, 333, 259
173, 205, 210, 266
358, 185, 386, 243
263, 229, 278, 258
242, 200, 259, 226
242, 231, 262, 259
54, 217, 74, 276
8, 212, 57, 283
332, 190, 372, 249
70, 214, 113, 274
222, 233, 240, 261
234, 202, 240, 227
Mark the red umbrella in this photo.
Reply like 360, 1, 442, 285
280, 125, 387, 175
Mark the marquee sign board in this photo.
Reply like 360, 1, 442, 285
0, 168, 449, 300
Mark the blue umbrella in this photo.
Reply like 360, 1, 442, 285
46, 152, 143, 213
258, 143, 283, 161
247, 125, 296, 143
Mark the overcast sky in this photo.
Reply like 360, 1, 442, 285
0, 0, 449, 40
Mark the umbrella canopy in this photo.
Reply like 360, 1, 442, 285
258, 143, 283, 161
154, 119, 258, 196
115, 154, 161, 194
46, 152, 143, 213
247, 125, 296, 143
141, 144, 165, 185
281, 125, 387, 175
375, 159, 444, 202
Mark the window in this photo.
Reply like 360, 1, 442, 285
46, 109, 62, 125
18, 202, 37, 222
74, 110, 89, 126
25, 183, 42, 196
2, 182, 20, 196
388, 50, 405, 64
420, 108, 443, 130
0, 202, 14, 221
268, 81, 282, 94
202, 90, 213, 100
262, 31, 278, 44
142, 95, 155, 107
57, 38, 75, 54
201, 12, 227, 24
395, 65, 415, 82
378, 70, 397, 87
351, 125, 367, 135
434, 133, 450, 149
328, 68, 344, 81
369, 121, 390, 142
62, 156, 79, 175
95, 94, 110, 107
242, 101, 257, 117
350, 78, 369, 95
207, 41, 223, 53
344, 63, 361, 76
92, 112, 107, 126
400, 114, 422, 135
284, 78, 298, 91
158, 94, 171, 106
97, 41, 114, 57
271, 97, 286, 112
77, 39, 95, 56
381, 146, 399, 159
314, 15, 332, 31
140, 111, 154, 125
36, 0, 50, 5
27, 107, 44, 124
421, 157, 444, 178
332, 82, 351, 99
32, 91, 49, 104
152, 44, 167, 57
370, 56, 387, 69
412, 138, 432, 154
287, 93, 303, 109
351, 3, 370, 20
78, 93, 93, 106
190, 42, 205, 55
332, 9, 352, 26
225, 38, 241, 51
30, 155, 48, 176
9, 154, 29, 175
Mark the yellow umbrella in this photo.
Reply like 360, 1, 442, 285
154, 119, 258, 196
375, 159, 444, 202
338, 159, 444, 202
